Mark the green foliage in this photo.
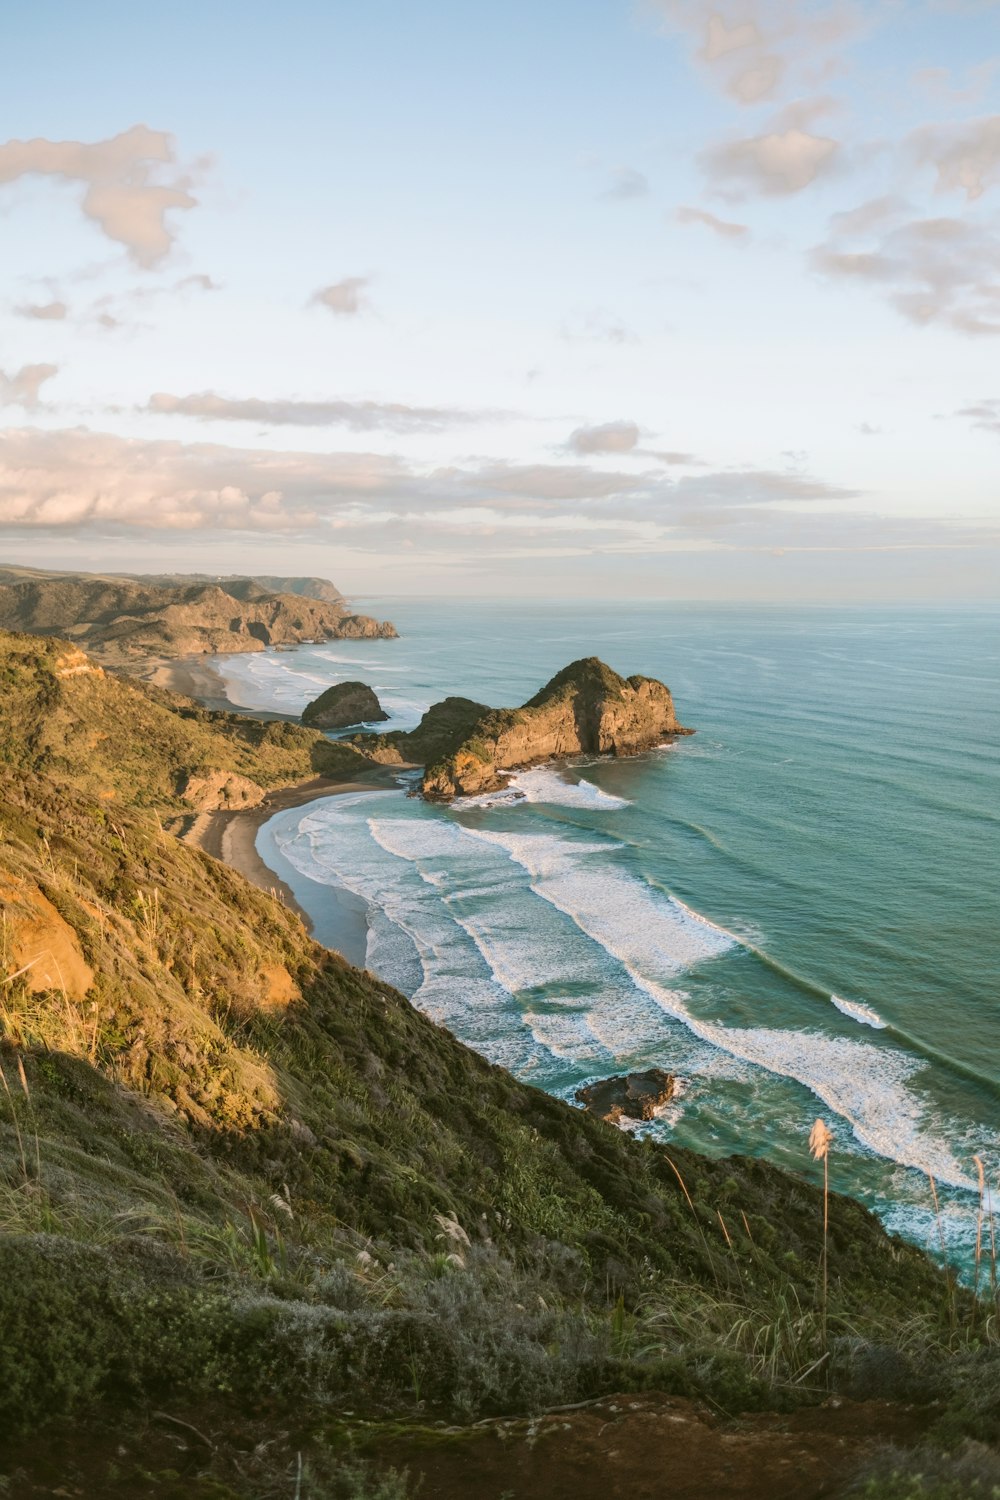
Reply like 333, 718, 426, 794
0, 621, 989, 1489
0, 629, 370, 809
843, 1442, 1000, 1498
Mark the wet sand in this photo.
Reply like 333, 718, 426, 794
181, 770, 398, 961
140, 654, 300, 720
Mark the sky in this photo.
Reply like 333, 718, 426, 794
1, 0, 999, 600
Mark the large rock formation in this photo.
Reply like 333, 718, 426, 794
0, 571, 397, 665
348, 696, 490, 768
302, 681, 389, 730
418, 657, 691, 799
575, 1069, 677, 1125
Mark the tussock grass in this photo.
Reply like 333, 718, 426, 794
2, 622, 999, 1488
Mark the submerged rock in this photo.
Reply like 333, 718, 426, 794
302, 680, 389, 730
575, 1068, 677, 1125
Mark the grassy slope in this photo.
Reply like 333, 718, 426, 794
0, 630, 995, 1492
0, 630, 366, 807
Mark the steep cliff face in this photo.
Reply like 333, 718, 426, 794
0, 575, 397, 662
421, 657, 691, 799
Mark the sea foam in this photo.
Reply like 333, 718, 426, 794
272, 793, 981, 1196
455, 766, 631, 811
460, 824, 974, 1191
831, 994, 886, 1029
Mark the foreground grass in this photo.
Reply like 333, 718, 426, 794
0, 627, 998, 1494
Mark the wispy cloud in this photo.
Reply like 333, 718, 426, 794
0, 126, 201, 266
675, 204, 750, 239
310, 276, 371, 316
601, 167, 649, 200
956, 397, 1000, 434
0, 364, 58, 408
14, 299, 68, 321
811, 202, 1000, 335
144, 390, 485, 432
701, 105, 840, 197
910, 114, 1000, 200
0, 425, 991, 567
648, 0, 860, 107
559, 309, 637, 343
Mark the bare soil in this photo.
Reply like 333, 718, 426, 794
379, 1393, 931, 1500
0, 1394, 934, 1499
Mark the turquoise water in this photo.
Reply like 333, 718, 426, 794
218, 602, 1000, 1267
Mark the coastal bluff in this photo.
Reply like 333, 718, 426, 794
0, 568, 397, 665
353, 656, 692, 799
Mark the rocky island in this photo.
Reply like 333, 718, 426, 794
352, 656, 692, 799
301, 679, 389, 729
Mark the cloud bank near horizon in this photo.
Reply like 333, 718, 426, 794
0, 2, 998, 598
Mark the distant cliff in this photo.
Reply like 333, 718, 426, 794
0, 570, 396, 664
117, 572, 344, 603
352, 657, 691, 799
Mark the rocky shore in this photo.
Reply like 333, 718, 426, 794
352, 656, 692, 800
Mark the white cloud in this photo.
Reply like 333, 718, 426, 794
811, 206, 1000, 335
0, 427, 379, 531
0, 125, 199, 266
567, 420, 641, 454
649, 0, 859, 107
0, 364, 58, 408
702, 123, 839, 196
956, 397, 1000, 434
310, 276, 371, 315
910, 114, 1000, 201
0, 426, 991, 570
559, 309, 637, 343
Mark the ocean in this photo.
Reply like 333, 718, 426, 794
217, 601, 1000, 1270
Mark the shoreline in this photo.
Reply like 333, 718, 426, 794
138, 653, 301, 721
152, 643, 403, 961
181, 768, 399, 960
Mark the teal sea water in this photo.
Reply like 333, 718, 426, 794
218, 602, 1000, 1268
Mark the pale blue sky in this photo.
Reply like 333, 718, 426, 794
1, 0, 998, 597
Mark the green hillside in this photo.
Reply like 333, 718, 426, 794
0, 630, 367, 807
0, 629, 997, 1496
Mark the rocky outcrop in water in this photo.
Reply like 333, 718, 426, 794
302, 681, 389, 730
418, 657, 691, 800
575, 1068, 677, 1125
348, 696, 491, 768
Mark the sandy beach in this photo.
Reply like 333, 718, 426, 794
139, 653, 301, 721
181, 768, 399, 961
149, 649, 401, 960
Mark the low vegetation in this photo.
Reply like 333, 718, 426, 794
1, 628, 999, 1495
